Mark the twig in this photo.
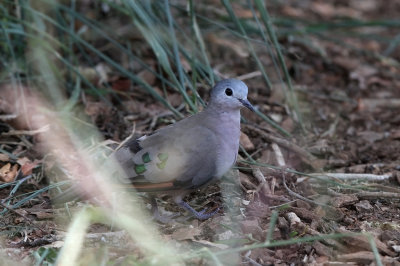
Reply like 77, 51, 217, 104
2, 174, 33, 203
286, 212, 301, 225
243, 251, 263, 266
269, 200, 297, 209
244, 124, 322, 169
0, 202, 45, 233
271, 142, 285, 167
270, 177, 276, 195
252, 168, 266, 183
356, 191, 400, 199
311, 173, 391, 181
286, 212, 340, 248
0, 114, 18, 121
359, 98, 400, 110
326, 188, 343, 197
1, 125, 50, 136
364, 184, 400, 193
116, 123, 136, 151
282, 172, 330, 207
237, 71, 262, 81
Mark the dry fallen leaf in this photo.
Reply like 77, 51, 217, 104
239, 219, 264, 241
240, 132, 255, 151
30, 210, 54, 220
171, 226, 201, 241
350, 65, 378, 90
111, 78, 132, 92
0, 154, 9, 162
192, 239, 229, 249
0, 163, 18, 182
138, 69, 157, 86
232, 3, 254, 18
207, 34, 249, 58
18, 158, 40, 176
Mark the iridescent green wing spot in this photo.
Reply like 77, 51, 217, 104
134, 164, 146, 174
157, 161, 167, 170
142, 152, 151, 163
157, 153, 168, 161
156, 153, 168, 170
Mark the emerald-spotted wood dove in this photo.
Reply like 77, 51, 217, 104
113, 79, 254, 219
56, 79, 254, 220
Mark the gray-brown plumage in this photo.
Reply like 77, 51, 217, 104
55, 79, 254, 220
112, 79, 254, 219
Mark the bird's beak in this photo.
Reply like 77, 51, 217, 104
239, 98, 255, 112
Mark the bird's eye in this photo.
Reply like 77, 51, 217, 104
225, 88, 233, 96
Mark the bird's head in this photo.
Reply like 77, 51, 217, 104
209, 79, 255, 112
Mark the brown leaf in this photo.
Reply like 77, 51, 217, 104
392, 129, 400, 140
232, 4, 254, 18
281, 6, 304, 17
137, 69, 156, 86
313, 241, 334, 257
207, 34, 249, 58
331, 194, 359, 208
18, 158, 40, 176
338, 228, 396, 256
85, 101, 112, 120
246, 200, 271, 218
350, 65, 378, 90
0, 154, 9, 162
240, 132, 254, 151
77, 66, 99, 85
239, 218, 264, 241
357, 131, 385, 144
171, 226, 201, 241
358, 98, 400, 111
311, 2, 362, 18
192, 239, 229, 249
337, 251, 397, 264
78, 63, 111, 86
311, 2, 335, 17
30, 210, 54, 220
354, 200, 373, 212
166, 93, 183, 108
0, 163, 18, 182
332, 56, 359, 71
281, 117, 295, 133
17, 157, 30, 165
111, 78, 132, 92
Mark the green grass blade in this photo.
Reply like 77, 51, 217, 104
254, 0, 304, 132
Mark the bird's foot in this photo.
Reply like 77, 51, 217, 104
152, 210, 180, 224
178, 201, 220, 220
150, 198, 179, 224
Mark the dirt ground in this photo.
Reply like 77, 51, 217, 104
1, 1, 400, 265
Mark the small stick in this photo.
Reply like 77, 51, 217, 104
311, 173, 391, 181
252, 168, 266, 184
244, 124, 321, 169
271, 143, 285, 167
270, 177, 276, 195
359, 98, 400, 110
1, 125, 50, 136
282, 172, 330, 208
0, 202, 45, 233
356, 191, 400, 199
237, 71, 262, 81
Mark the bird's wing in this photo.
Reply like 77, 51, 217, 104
112, 119, 219, 191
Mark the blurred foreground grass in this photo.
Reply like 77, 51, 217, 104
1, 0, 396, 265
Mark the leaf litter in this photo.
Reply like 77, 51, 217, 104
1, 1, 400, 265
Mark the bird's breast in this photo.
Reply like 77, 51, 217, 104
212, 111, 241, 178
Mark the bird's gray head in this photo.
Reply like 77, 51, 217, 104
209, 79, 255, 112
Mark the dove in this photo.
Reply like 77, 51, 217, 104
54, 79, 254, 220
112, 78, 254, 220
